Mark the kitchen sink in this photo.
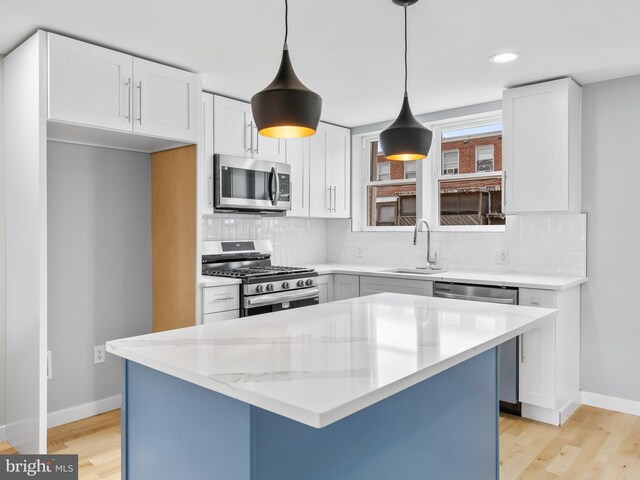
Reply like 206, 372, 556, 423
383, 268, 447, 275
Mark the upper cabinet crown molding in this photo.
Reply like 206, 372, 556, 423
47, 33, 201, 145
502, 77, 581, 214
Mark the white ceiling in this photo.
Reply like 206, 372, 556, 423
2, 0, 640, 127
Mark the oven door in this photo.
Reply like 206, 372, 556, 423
242, 288, 319, 317
215, 154, 291, 212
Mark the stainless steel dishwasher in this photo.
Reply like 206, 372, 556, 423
433, 282, 521, 415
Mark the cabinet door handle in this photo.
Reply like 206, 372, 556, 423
208, 173, 214, 207
136, 81, 143, 125
255, 126, 260, 155
327, 187, 332, 211
125, 78, 132, 122
332, 186, 337, 213
247, 122, 254, 155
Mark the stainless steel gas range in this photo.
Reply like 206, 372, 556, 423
202, 240, 318, 317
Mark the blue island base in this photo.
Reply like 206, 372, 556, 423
122, 348, 498, 480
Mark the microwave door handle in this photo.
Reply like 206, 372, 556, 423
269, 166, 279, 207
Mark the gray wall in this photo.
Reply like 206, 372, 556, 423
47, 141, 152, 413
0, 55, 5, 428
581, 75, 640, 402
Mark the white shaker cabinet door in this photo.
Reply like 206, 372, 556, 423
519, 315, 557, 409
308, 124, 330, 217
333, 275, 360, 301
132, 58, 200, 142
286, 137, 310, 217
48, 33, 133, 131
326, 123, 351, 219
254, 132, 285, 163
503, 78, 580, 213
317, 275, 334, 304
213, 95, 253, 158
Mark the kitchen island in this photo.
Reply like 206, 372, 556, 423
107, 293, 555, 480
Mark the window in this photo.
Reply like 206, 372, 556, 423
355, 112, 504, 232
442, 150, 459, 175
475, 145, 494, 172
404, 161, 417, 179
364, 140, 418, 227
377, 162, 390, 181
435, 122, 504, 227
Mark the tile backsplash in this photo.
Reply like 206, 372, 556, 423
326, 214, 587, 277
203, 213, 587, 277
202, 214, 328, 266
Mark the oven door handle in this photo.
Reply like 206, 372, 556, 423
245, 288, 319, 308
434, 291, 515, 304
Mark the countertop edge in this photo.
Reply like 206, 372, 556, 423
107, 306, 557, 429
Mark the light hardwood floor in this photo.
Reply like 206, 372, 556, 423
1, 405, 638, 479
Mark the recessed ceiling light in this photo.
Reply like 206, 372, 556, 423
489, 52, 519, 64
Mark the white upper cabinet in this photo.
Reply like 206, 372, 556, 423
286, 137, 310, 217
212, 95, 285, 162
48, 33, 200, 143
502, 78, 582, 213
309, 122, 351, 218
132, 58, 199, 142
48, 33, 133, 132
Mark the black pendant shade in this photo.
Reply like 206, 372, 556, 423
380, 94, 432, 161
380, 0, 432, 161
251, 45, 322, 139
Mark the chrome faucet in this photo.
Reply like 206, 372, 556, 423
413, 218, 438, 269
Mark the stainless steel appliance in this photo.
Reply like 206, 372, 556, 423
214, 154, 291, 213
433, 282, 521, 415
202, 240, 318, 317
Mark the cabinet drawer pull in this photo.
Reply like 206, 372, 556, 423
213, 295, 235, 302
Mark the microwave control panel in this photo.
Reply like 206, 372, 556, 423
278, 173, 290, 201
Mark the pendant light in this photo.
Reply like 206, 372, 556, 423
251, 0, 322, 139
380, 0, 433, 161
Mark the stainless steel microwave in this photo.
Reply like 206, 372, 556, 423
214, 154, 291, 213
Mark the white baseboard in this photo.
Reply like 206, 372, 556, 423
48, 395, 122, 428
581, 391, 640, 417
0, 425, 6, 442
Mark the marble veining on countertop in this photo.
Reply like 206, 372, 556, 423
107, 293, 555, 428
307, 264, 587, 290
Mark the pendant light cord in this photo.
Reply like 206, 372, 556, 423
284, 0, 289, 46
404, 3, 408, 95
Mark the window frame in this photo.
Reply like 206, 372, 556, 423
475, 145, 495, 173
351, 111, 504, 233
377, 161, 391, 181
429, 113, 505, 232
404, 161, 417, 179
441, 149, 460, 175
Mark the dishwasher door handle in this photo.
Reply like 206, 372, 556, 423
434, 291, 516, 304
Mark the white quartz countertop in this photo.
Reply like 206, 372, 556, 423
107, 293, 555, 428
307, 264, 587, 290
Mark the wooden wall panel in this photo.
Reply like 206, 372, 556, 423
151, 145, 196, 332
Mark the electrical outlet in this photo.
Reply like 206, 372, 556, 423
94, 345, 106, 364
47, 350, 53, 380
357, 246, 364, 258
494, 249, 509, 265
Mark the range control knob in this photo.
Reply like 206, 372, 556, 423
256, 284, 264, 293
297, 280, 305, 287
305, 279, 314, 286
282, 281, 290, 289
266, 283, 274, 291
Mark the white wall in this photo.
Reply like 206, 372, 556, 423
47, 141, 152, 414
581, 75, 640, 404
0, 54, 6, 432
327, 214, 586, 276
202, 215, 328, 265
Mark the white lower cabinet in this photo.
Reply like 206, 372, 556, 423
317, 275, 334, 304
202, 285, 240, 322
518, 287, 581, 425
359, 276, 433, 297
333, 275, 360, 301
203, 310, 240, 324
